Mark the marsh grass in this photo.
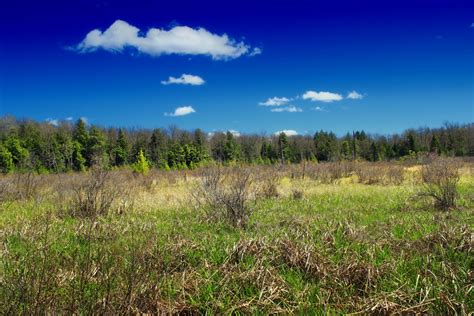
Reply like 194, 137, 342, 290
0, 160, 473, 314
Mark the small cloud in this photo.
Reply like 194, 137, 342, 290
302, 90, 343, 102
161, 74, 205, 86
65, 116, 73, 121
165, 106, 196, 117
471, 22, 474, 27
313, 106, 325, 112
259, 97, 291, 106
45, 118, 58, 126
274, 129, 298, 136
249, 47, 262, 56
270, 106, 302, 113
347, 90, 364, 100
228, 130, 241, 137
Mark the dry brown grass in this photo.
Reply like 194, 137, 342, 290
193, 166, 254, 228
420, 157, 461, 211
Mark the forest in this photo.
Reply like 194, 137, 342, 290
0, 115, 473, 173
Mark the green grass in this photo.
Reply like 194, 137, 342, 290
1, 176, 473, 314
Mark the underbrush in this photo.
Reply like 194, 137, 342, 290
0, 159, 473, 314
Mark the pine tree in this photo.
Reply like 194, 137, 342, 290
149, 128, 168, 168
313, 131, 337, 161
72, 141, 86, 171
370, 142, 379, 161
223, 131, 239, 162
114, 129, 128, 166
132, 149, 149, 176
278, 132, 290, 164
73, 118, 88, 148
86, 126, 107, 166
430, 135, 441, 154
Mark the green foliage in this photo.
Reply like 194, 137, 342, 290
0, 144, 14, 173
277, 132, 290, 164
5, 137, 29, 167
114, 129, 128, 166
132, 149, 149, 175
223, 131, 240, 162
73, 118, 88, 147
313, 131, 338, 161
0, 116, 472, 174
72, 141, 86, 172
86, 126, 107, 166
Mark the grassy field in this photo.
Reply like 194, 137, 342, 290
1, 161, 473, 314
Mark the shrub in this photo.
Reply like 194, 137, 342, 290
258, 172, 280, 199
132, 149, 150, 176
69, 164, 119, 218
420, 157, 461, 211
292, 189, 304, 200
194, 166, 253, 229
0, 144, 14, 174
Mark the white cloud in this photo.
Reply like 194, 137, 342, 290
161, 74, 205, 85
274, 129, 298, 136
249, 47, 262, 56
270, 106, 302, 113
313, 106, 325, 112
46, 118, 58, 126
65, 117, 73, 121
165, 106, 196, 117
259, 97, 291, 106
75, 19, 259, 60
302, 90, 343, 102
347, 90, 364, 99
228, 130, 241, 137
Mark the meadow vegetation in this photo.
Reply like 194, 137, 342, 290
1, 157, 473, 314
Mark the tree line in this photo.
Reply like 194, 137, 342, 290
0, 116, 472, 173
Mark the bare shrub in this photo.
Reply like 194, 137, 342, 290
258, 172, 280, 199
311, 161, 355, 184
353, 163, 405, 185
419, 157, 461, 211
69, 165, 120, 218
193, 166, 254, 229
292, 188, 304, 200
355, 163, 384, 185
14, 171, 40, 200
385, 165, 405, 185
0, 177, 15, 202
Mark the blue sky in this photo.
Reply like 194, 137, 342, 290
1, 0, 473, 136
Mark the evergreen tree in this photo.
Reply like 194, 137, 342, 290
406, 132, 417, 153
277, 132, 290, 164
193, 128, 208, 163
430, 135, 441, 154
313, 131, 338, 161
340, 140, 351, 160
223, 131, 239, 162
132, 149, 150, 175
73, 118, 88, 148
149, 128, 168, 168
72, 141, 86, 171
370, 142, 379, 162
86, 126, 107, 166
114, 129, 128, 166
